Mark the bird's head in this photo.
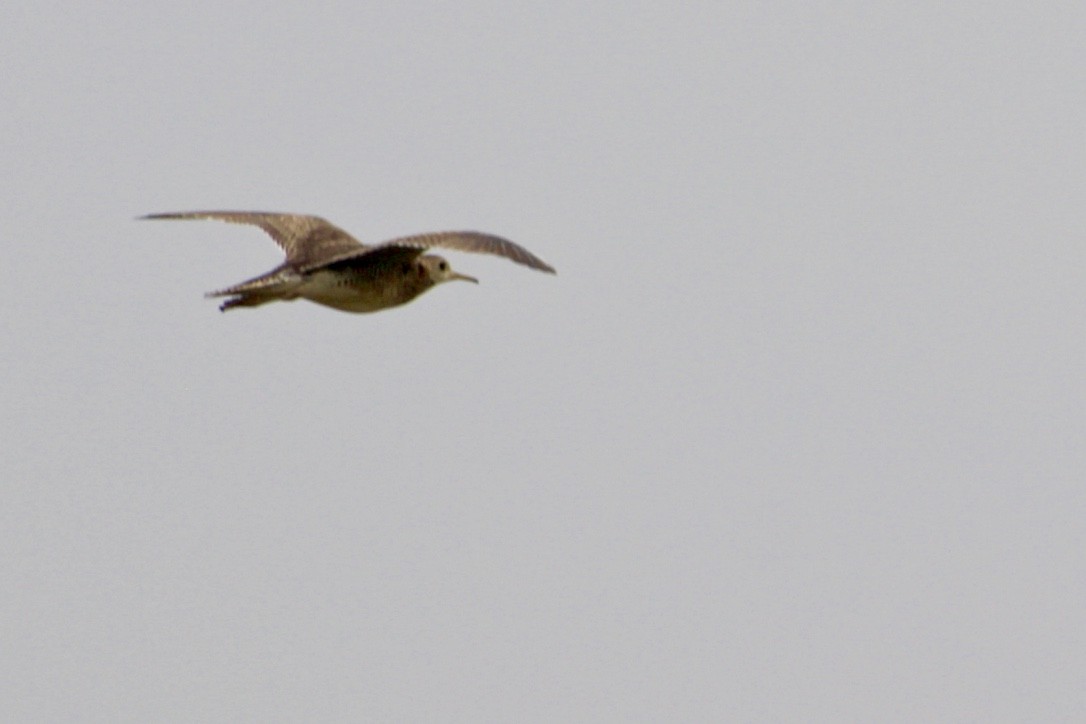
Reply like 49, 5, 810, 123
420, 254, 478, 285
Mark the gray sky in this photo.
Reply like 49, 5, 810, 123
3, 2, 1084, 721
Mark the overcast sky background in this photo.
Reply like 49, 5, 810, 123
3, 3, 1084, 721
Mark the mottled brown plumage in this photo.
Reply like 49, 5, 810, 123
140, 211, 555, 313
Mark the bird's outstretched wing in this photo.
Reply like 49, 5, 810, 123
139, 211, 367, 268
316, 231, 556, 274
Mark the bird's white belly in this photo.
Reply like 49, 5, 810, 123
295, 270, 407, 313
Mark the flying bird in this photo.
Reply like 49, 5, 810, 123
140, 211, 556, 313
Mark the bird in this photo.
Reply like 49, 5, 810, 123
139, 211, 556, 313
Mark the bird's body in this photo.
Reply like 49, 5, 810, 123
205, 255, 449, 313
140, 211, 555, 313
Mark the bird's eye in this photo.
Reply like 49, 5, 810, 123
439, 261, 447, 271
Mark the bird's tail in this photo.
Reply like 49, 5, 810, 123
205, 265, 302, 311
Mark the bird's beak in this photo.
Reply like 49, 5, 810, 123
452, 272, 479, 284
